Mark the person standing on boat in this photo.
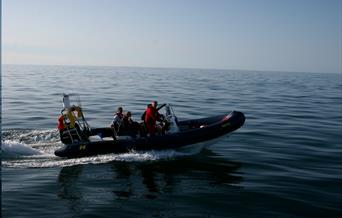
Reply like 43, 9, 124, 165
57, 107, 77, 131
144, 101, 162, 136
111, 107, 124, 132
57, 106, 83, 141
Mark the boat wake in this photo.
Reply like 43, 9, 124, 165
2, 140, 42, 157
1, 129, 203, 168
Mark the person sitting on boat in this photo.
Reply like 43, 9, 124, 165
144, 101, 163, 136
111, 107, 124, 132
121, 111, 140, 137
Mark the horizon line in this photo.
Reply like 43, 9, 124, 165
2, 63, 341, 75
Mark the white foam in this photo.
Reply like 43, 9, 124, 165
18, 129, 59, 142
1, 140, 43, 157
2, 128, 207, 168
2, 149, 196, 168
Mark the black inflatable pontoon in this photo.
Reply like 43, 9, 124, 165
54, 94, 245, 158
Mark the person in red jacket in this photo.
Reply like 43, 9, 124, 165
57, 114, 65, 138
144, 101, 162, 136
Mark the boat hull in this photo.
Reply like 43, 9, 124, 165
54, 111, 245, 158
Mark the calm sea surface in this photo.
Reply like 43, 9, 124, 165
2, 65, 342, 217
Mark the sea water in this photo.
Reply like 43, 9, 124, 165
2, 65, 342, 217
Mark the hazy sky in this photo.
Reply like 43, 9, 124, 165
3, 0, 342, 73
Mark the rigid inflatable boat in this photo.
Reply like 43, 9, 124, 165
54, 94, 245, 158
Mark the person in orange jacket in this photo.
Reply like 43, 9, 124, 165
144, 101, 163, 136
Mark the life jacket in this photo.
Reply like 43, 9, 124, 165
57, 115, 66, 130
66, 111, 76, 128
57, 109, 78, 131
145, 105, 158, 125
141, 104, 151, 120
